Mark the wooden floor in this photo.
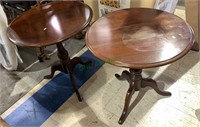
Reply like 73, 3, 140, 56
0, 117, 9, 127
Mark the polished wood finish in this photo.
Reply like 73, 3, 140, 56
86, 8, 194, 69
85, 8, 194, 124
7, 1, 92, 47
0, 117, 9, 127
7, 1, 93, 101
115, 69, 171, 124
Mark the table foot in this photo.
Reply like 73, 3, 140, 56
64, 57, 91, 102
71, 57, 92, 69
66, 62, 83, 102
116, 69, 137, 124
44, 58, 87, 101
44, 57, 91, 79
55, 43, 84, 101
115, 70, 130, 82
118, 81, 135, 124
47, 59, 83, 102
115, 69, 171, 124
141, 79, 171, 96
37, 47, 50, 62
44, 62, 63, 79
76, 92, 83, 101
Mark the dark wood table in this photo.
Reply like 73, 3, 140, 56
85, 8, 194, 124
7, 1, 93, 101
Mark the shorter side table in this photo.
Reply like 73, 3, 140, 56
7, 1, 93, 101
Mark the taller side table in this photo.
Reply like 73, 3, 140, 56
86, 8, 194, 124
7, 1, 93, 101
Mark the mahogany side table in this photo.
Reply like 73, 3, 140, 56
85, 8, 194, 124
7, 1, 93, 101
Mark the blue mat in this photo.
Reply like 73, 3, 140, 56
5, 50, 104, 127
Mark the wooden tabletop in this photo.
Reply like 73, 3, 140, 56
7, 1, 93, 48
86, 8, 194, 69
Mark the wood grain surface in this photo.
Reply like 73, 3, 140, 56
7, 1, 93, 48
86, 8, 194, 69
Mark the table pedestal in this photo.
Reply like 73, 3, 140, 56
44, 42, 90, 101
115, 69, 171, 124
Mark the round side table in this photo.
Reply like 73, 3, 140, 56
7, 1, 93, 101
85, 8, 194, 124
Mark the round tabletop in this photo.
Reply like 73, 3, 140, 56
86, 8, 194, 69
7, 1, 93, 48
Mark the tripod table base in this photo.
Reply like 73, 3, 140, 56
115, 69, 171, 124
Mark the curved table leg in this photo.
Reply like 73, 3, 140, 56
115, 71, 131, 124
115, 69, 171, 124
71, 57, 92, 69
46, 42, 83, 101
116, 69, 142, 124
44, 61, 63, 79
115, 70, 130, 82
65, 61, 82, 101
44, 57, 92, 79
118, 82, 135, 124
141, 78, 171, 96
37, 47, 50, 62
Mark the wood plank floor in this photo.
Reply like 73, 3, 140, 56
0, 117, 9, 127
